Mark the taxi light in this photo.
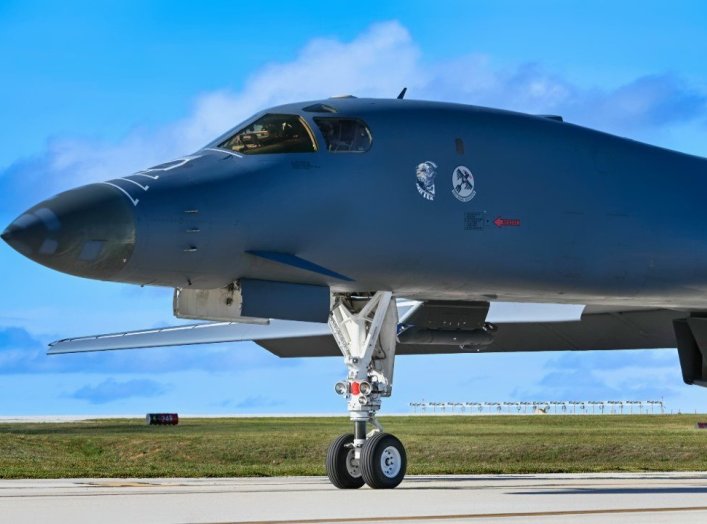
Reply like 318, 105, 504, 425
359, 381, 372, 395
334, 381, 348, 395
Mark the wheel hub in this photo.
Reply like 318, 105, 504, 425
345, 448, 361, 478
380, 445, 401, 478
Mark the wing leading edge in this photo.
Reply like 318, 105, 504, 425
48, 320, 331, 354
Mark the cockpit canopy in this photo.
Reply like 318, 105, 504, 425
219, 114, 317, 155
314, 118, 372, 152
217, 113, 373, 155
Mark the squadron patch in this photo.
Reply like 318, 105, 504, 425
452, 165, 476, 202
416, 161, 437, 201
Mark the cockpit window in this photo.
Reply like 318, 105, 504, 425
314, 118, 372, 152
218, 113, 317, 155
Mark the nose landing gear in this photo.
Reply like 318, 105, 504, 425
325, 292, 407, 489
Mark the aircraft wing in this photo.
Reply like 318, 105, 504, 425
47, 301, 681, 355
256, 306, 682, 357
46, 301, 422, 354
47, 320, 332, 354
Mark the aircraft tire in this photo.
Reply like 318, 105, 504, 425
360, 432, 407, 489
326, 433, 365, 489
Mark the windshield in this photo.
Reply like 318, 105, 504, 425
314, 118, 372, 152
218, 114, 317, 155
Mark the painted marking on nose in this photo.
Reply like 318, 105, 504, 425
204, 148, 243, 158
119, 178, 150, 191
132, 173, 160, 180
99, 182, 140, 206
141, 155, 204, 172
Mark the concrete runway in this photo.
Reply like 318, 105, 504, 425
2, 473, 707, 523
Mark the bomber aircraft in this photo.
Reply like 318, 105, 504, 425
4, 93, 707, 489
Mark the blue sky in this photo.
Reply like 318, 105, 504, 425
2, 1, 707, 414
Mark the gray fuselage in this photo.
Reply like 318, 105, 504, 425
5, 98, 707, 309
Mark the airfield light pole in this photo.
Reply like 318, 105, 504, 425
466, 402, 481, 414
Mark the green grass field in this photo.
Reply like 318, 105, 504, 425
0, 415, 706, 478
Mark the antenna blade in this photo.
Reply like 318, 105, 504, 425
397, 87, 407, 100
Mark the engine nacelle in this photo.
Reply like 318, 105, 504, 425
674, 317, 707, 387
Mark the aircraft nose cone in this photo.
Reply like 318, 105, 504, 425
2, 185, 136, 280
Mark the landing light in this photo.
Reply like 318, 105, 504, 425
335, 381, 348, 395
359, 381, 372, 395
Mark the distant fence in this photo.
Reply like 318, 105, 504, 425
409, 400, 666, 415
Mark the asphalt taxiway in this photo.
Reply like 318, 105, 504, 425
2, 473, 707, 523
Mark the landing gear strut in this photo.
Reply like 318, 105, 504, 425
325, 292, 407, 489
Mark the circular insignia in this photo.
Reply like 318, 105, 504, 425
452, 165, 476, 202
415, 161, 437, 201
